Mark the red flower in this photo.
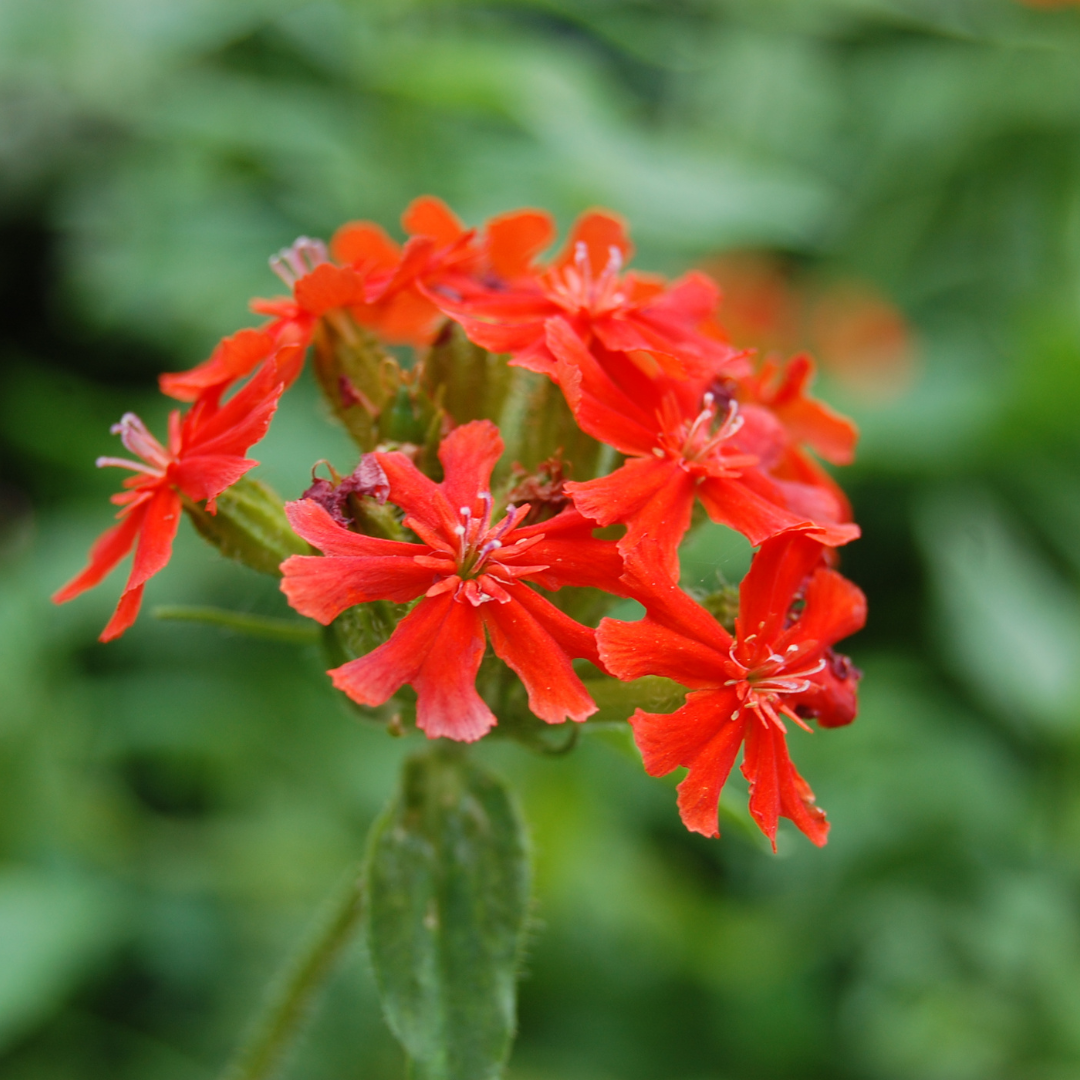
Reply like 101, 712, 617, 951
327, 196, 557, 346
443, 209, 744, 384
54, 364, 284, 641
597, 533, 866, 846
546, 321, 859, 577
158, 200, 554, 399
741, 353, 858, 467
160, 237, 328, 401
280, 420, 626, 742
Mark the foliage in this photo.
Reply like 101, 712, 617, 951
4, 1, 1080, 1078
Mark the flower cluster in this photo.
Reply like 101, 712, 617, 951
56, 197, 867, 848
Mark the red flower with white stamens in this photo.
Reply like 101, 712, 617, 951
441, 209, 744, 385
741, 352, 859, 467
323, 196, 557, 346
54, 364, 284, 640
543, 319, 858, 577
597, 533, 866, 847
279, 420, 627, 742
159, 236, 329, 401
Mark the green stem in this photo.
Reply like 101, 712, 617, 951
152, 606, 320, 645
219, 866, 366, 1080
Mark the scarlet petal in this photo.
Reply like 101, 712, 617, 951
618, 541, 735, 651
598, 613, 728, 689
273, 344, 306, 389
329, 594, 451, 707
774, 446, 853, 524
128, 487, 182, 591
629, 688, 739, 776
182, 362, 282, 462
763, 354, 858, 466
505, 580, 604, 669
375, 451, 458, 541
170, 454, 256, 502
285, 500, 419, 559
567, 455, 680, 528
450, 314, 545, 358
568, 457, 695, 581
437, 420, 503, 511
482, 588, 597, 724
281, 554, 433, 622
737, 532, 828, 647
555, 209, 633, 275
362, 289, 443, 346
777, 567, 867, 657
294, 264, 365, 316
160, 328, 273, 402
545, 318, 656, 454
696, 473, 816, 548
742, 721, 829, 849
651, 271, 720, 326
675, 710, 747, 838
330, 221, 400, 269
796, 651, 860, 729
402, 195, 466, 246
510, 509, 625, 594
412, 599, 495, 741
770, 475, 848, 528
53, 506, 146, 604
590, 316, 656, 357
99, 583, 146, 643
486, 209, 555, 280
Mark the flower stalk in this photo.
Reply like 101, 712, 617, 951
218, 865, 366, 1080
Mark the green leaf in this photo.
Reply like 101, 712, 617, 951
0, 869, 121, 1052
917, 488, 1080, 733
582, 675, 686, 722
366, 748, 530, 1080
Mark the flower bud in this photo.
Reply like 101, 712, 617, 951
182, 477, 311, 576
311, 312, 396, 450
323, 601, 404, 669
420, 320, 513, 427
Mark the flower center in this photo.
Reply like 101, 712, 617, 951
654, 393, 759, 476
414, 494, 548, 606
453, 492, 520, 579
95, 413, 173, 479
544, 242, 627, 318
723, 642, 826, 732
270, 236, 330, 288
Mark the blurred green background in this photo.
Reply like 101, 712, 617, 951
4, 0, 1080, 1077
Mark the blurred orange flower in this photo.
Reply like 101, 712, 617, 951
704, 252, 916, 402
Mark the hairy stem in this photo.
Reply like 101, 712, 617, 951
152, 605, 320, 645
219, 866, 366, 1080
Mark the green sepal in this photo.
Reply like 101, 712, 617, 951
366, 747, 531, 1080
182, 477, 311, 577
311, 314, 396, 450
346, 494, 410, 542
323, 601, 405, 667
420, 321, 514, 430
495, 368, 605, 485
420, 322, 605, 486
